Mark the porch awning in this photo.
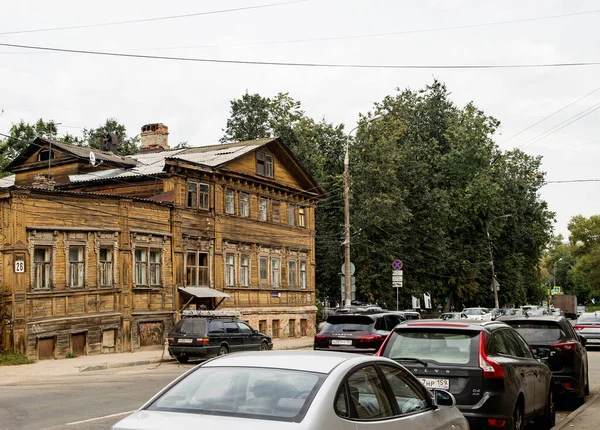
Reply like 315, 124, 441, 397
178, 286, 230, 299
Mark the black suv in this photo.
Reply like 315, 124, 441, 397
377, 319, 555, 429
314, 312, 406, 354
167, 311, 273, 363
500, 315, 589, 404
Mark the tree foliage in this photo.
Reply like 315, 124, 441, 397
82, 118, 139, 155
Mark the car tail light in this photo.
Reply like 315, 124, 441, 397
573, 325, 584, 330
553, 342, 576, 352
359, 334, 383, 343
314, 334, 326, 341
479, 332, 505, 379
195, 338, 209, 345
488, 418, 507, 427
167, 337, 174, 344
563, 381, 574, 390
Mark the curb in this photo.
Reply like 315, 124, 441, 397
551, 394, 600, 430
277, 343, 313, 351
80, 357, 175, 372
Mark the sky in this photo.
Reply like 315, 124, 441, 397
1, 0, 599, 239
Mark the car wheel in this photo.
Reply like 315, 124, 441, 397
535, 390, 555, 429
512, 404, 524, 430
176, 356, 189, 364
218, 345, 229, 356
260, 341, 269, 351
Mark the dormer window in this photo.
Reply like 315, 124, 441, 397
256, 151, 274, 178
38, 149, 54, 162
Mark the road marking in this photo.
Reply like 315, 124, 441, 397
65, 410, 136, 426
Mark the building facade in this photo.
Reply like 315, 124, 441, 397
0, 124, 320, 359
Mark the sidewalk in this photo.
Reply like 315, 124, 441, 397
0, 337, 313, 386
552, 394, 600, 430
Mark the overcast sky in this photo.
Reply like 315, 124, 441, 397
1, 0, 599, 239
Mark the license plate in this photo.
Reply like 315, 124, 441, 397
418, 378, 450, 390
178, 338, 193, 344
331, 339, 352, 345
587, 339, 600, 344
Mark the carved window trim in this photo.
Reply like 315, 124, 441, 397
63, 232, 90, 290
131, 233, 167, 289
182, 237, 212, 288
95, 232, 119, 289
28, 230, 58, 291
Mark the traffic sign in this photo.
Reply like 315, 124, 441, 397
392, 260, 403, 270
341, 262, 356, 276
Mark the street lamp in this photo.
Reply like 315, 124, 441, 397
343, 115, 382, 306
486, 214, 512, 310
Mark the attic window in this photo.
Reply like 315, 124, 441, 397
38, 149, 55, 162
256, 151, 274, 178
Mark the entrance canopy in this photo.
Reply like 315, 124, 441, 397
178, 287, 230, 299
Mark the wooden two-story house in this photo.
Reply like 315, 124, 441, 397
0, 123, 320, 359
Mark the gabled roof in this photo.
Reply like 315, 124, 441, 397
6, 137, 139, 171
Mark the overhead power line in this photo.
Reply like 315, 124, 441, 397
0, 0, 307, 35
133, 8, 600, 52
1, 42, 600, 70
545, 179, 600, 184
500, 86, 600, 145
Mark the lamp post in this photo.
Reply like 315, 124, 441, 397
486, 214, 512, 310
343, 115, 382, 306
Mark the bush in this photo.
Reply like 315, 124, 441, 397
65, 352, 78, 359
0, 350, 31, 366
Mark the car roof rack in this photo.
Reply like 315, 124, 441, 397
181, 310, 242, 318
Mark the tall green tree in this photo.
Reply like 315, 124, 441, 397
82, 118, 139, 155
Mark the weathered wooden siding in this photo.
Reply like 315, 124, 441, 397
225, 151, 303, 190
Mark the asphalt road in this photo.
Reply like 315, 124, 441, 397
2, 350, 600, 430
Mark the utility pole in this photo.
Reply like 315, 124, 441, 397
486, 214, 512, 310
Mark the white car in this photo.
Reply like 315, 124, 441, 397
462, 307, 491, 321
112, 351, 469, 430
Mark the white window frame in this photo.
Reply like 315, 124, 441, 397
33, 247, 52, 290
288, 260, 297, 288
134, 248, 163, 287
265, 154, 274, 177
225, 189, 235, 215
240, 192, 250, 217
288, 205, 295, 226
271, 257, 280, 288
225, 254, 235, 286
259, 197, 267, 221
298, 207, 306, 228
300, 261, 307, 289
98, 247, 113, 287
259, 257, 268, 283
240, 256, 250, 287
68, 246, 85, 289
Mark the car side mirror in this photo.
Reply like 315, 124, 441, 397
534, 347, 551, 360
432, 389, 456, 408
253, 329, 259, 335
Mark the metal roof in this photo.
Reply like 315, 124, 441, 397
70, 139, 273, 183
48, 139, 139, 166
0, 175, 15, 188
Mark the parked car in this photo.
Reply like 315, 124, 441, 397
376, 319, 555, 429
314, 312, 406, 354
574, 312, 600, 348
439, 312, 468, 320
112, 351, 469, 430
462, 307, 491, 321
550, 308, 563, 317
395, 310, 421, 320
167, 311, 272, 363
499, 315, 589, 403
577, 305, 586, 317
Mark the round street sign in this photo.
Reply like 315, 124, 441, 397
392, 260, 403, 270
341, 262, 356, 276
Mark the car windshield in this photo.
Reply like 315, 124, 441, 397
322, 315, 374, 333
463, 308, 485, 315
383, 330, 477, 364
509, 322, 564, 343
172, 319, 207, 334
147, 366, 325, 422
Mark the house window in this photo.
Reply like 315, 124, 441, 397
187, 183, 197, 208
33, 247, 51, 290
69, 247, 85, 288
240, 256, 249, 287
135, 249, 162, 287
259, 197, 267, 221
240, 193, 249, 217
225, 189, 235, 215
288, 205, 295, 226
301, 319, 308, 336
38, 149, 54, 161
259, 257, 268, 282
288, 260, 297, 288
271, 258, 280, 288
265, 154, 274, 177
149, 250, 161, 285
259, 320, 267, 333
298, 207, 306, 228
186, 252, 209, 286
288, 319, 295, 338
225, 255, 235, 286
272, 202, 280, 223
272, 319, 280, 338
187, 182, 210, 210
300, 261, 307, 289
256, 152, 265, 176
99, 248, 113, 287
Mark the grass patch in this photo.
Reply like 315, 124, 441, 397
0, 350, 32, 366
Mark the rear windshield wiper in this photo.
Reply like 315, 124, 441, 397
392, 357, 428, 367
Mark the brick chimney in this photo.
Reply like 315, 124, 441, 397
140, 123, 169, 152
